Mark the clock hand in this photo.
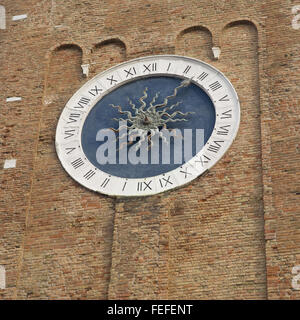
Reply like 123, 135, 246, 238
165, 118, 189, 123
139, 87, 148, 112
157, 101, 182, 114
149, 92, 160, 110
161, 110, 195, 118
112, 117, 134, 124
128, 97, 139, 115
110, 104, 134, 118
150, 77, 192, 111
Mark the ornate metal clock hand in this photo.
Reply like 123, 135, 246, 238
108, 78, 195, 150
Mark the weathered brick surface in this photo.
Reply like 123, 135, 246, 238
0, 0, 299, 299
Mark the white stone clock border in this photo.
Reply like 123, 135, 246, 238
55, 55, 240, 197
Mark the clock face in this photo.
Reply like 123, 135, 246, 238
56, 55, 240, 197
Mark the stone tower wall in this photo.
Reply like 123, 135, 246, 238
0, 0, 299, 299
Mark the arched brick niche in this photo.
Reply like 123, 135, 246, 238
168, 20, 267, 299
16, 43, 115, 299
175, 26, 213, 61
221, 19, 266, 296
45, 44, 83, 96
41, 44, 83, 149
90, 38, 126, 76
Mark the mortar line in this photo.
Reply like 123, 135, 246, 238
256, 21, 271, 300
13, 54, 51, 299
106, 196, 118, 299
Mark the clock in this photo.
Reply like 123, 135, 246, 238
55, 55, 240, 197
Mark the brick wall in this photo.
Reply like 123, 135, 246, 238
0, 0, 299, 299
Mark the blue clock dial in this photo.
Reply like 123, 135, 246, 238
81, 76, 216, 179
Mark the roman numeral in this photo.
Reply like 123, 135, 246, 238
183, 65, 191, 74
76, 97, 90, 108
65, 147, 76, 155
207, 140, 224, 153
143, 63, 157, 72
220, 109, 232, 119
64, 129, 76, 139
88, 86, 102, 96
67, 112, 81, 124
216, 125, 231, 136
100, 178, 110, 188
209, 81, 222, 91
71, 158, 85, 169
180, 168, 192, 179
137, 181, 152, 191
219, 94, 230, 102
195, 154, 211, 167
124, 67, 137, 77
107, 75, 118, 85
122, 181, 127, 191
159, 176, 173, 188
137, 182, 142, 192
167, 63, 171, 71
83, 170, 95, 180
197, 72, 209, 81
